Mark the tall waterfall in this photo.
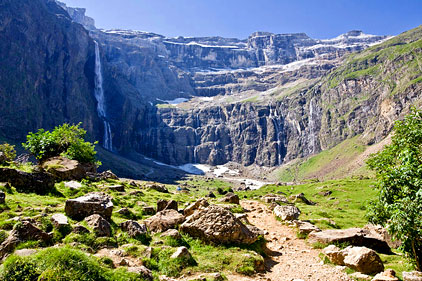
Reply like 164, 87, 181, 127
94, 41, 113, 151
269, 103, 283, 165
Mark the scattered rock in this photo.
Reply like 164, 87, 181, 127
0, 167, 55, 194
127, 266, 153, 281
41, 156, 96, 181
308, 228, 391, 254
322, 245, 346, 265
120, 220, 148, 238
219, 192, 239, 204
273, 205, 301, 221
144, 209, 185, 233
142, 206, 155, 215
64, 181, 82, 190
51, 213, 69, 228
184, 198, 209, 216
0, 221, 52, 259
289, 193, 316, 205
262, 194, 289, 204
170, 246, 191, 259
295, 221, 321, 235
14, 248, 38, 257
343, 246, 384, 274
108, 184, 125, 192
160, 229, 182, 240
147, 184, 169, 193
157, 199, 178, 212
372, 269, 399, 281
349, 272, 372, 280
65, 192, 113, 220
87, 170, 119, 181
0, 191, 5, 204
180, 205, 259, 245
129, 190, 144, 196
207, 192, 216, 198
73, 225, 89, 234
363, 224, 401, 249
318, 190, 332, 196
403, 271, 422, 281
85, 214, 112, 237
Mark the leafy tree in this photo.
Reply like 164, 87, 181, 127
366, 108, 422, 271
22, 123, 100, 165
0, 143, 16, 163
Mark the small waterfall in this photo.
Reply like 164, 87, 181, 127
94, 41, 113, 151
269, 103, 283, 165
308, 98, 317, 154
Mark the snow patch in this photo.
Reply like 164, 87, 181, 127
156, 98, 189, 105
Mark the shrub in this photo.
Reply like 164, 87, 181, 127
0, 143, 16, 163
0, 255, 40, 281
22, 123, 100, 165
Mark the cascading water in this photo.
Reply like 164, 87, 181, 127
308, 98, 317, 154
94, 41, 113, 151
269, 103, 283, 165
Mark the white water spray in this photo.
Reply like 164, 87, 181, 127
269, 102, 283, 165
94, 41, 113, 151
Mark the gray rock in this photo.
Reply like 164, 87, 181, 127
184, 198, 209, 216
85, 214, 112, 237
273, 205, 301, 221
403, 271, 422, 281
343, 246, 384, 274
157, 199, 178, 212
372, 269, 399, 281
144, 209, 185, 233
294, 220, 321, 235
219, 192, 240, 204
289, 193, 316, 205
41, 156, 96, 181
142, 206, 156, 215
65, 192, 113, 220
73, 225, 90, 234
108, 185, 125, 192
51, 213, 69, 228
147, 184, 169, 193
0, 168, 55, 194
262, 194, 289, 204
160, 229, 182, 240
170, 246, 191, 259
127, 266, 153, 281
120, 220, 147, 238
64, 181, 82, 190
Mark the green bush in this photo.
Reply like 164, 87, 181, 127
0, 255, 40, 281
22, 123, 100, 165
0, 143, 16, 163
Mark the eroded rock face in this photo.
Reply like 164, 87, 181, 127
65, 192, 113, 220
180, 205, 259, 245
144, 209, 185, 233
308, 228, 391, 254
85, 214, 112, 237
0, 168, 55, 194
273, 205, 301, 221
42, 157, 96, 181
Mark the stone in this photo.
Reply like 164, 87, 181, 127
147, 184, 169, 193
127, 266, 153, 281
65, 192, 113, 220
207, 192, 216, 198
308, 227, 391, 254
294, 220, 321, 235
363, 224, 401, 249
343, 246, 384, 274
143, 206, 156, 215
108, 184, 125, 192
14, 248, 38, 257
41, 156, 96, 181
184, 198, 209, 216
87, 170, 119, 181
120, 220, 148, 238
403, 271, 422, 281
170, 246, 191, 259
349, 272, 372, 281
117, 208, 132, 216
51, 213, 69, 228
219, 192, 240, 204
160, 229, 182, 240
73, 225, 89, 234
322, 245, 346, 265
85, 214, 112, 237
64, 181, 82, 190
157, 199, 178, 212
318, 190, 332, 196
0, 152, 6, 164
180, 205, 259, 245
289, 193, 316, 205
144, 209, 185, 233
372, 269, 399, 281
273, 205, 301, 221
0, 191, 5, 204
0, 221, 52, 259
0, 167, 55, 194
262, 194, 289, 204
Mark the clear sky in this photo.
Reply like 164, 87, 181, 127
60, 0, 421, 39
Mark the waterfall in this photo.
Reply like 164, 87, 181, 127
269, 103, 283, 165
94, 41, 113, 151
308, 98, 317, 154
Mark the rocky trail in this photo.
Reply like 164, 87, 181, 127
225, 200, 352, 281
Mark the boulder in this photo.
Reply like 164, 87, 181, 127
0, 167, 55, 194
147, 184, 169, 193
108, 185, 125, 192
184, 198, 209, 216
143, 206, 156, 215
219, 192, 239, 204
403, 272, 422, 281
343, 246, 384, 274
349, 272, 372, 281
322, 245, 346, 265
51, 213, 69, 228
295, 221, 321, 235
117, 208, 131, 216
372, 269, 399, 281
0, 191, 5, 204
157, 199, 178, 212
363, 224, 401, 249
180, 205, 259, 245
262, 193, 289, 204
120, 220, 148, 238
144, 209, 185, 233
0, 152, 6, 164
207, 192, 216, 198
289, 193, 316, 205
0, 221, 52, 259
64, 181, 82, 190
73, 225, 90, 234
87, 170, 119, 181
170, 246, 191, 259
41, 156, 96, 181
65, 192, 113, 220
85, 214, 112, 237
127, 266, 153, 281
273, 205, 301, 221
160, 229, 182, 240
308, 228, 391, 254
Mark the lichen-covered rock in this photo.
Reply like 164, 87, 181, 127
85, 214, 112, 237
120, 220, 148, 238
273, 205, 301, 221
144, 210, 185, 233
42, 156, 96, 181
64, 181, 82, 190
180, 205, 259, 245
343, 246, 384, 274
65, 192, 113, 220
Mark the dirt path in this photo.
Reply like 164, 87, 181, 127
226, 200, 352, 281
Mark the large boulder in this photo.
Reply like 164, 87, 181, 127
120, 220, 148, 238
42, 156, 96, 181
157, 199, 178, 212
0, 221, 52, 259
184, 198, 209, 216
0, 168, 55, 194
51, 213, 69, 229
372, 269, 399, 281
147, 184, 169, 193
65, 192, 113, 220
308, 228, 391, 254
273, 205, 301, 221
363, 224, 401, 249
219, 192, 240, 204
262, 194, 288, 204
343, 246, 384, 274
85, 214, 112, 237
322, 245, 346, 265
294, 220, 321, 235
180, 205, 259, 245
144, 209, 185, 233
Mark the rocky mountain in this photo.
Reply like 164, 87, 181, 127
0, 0, 421, 179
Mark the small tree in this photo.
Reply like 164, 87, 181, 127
23, 123, 100, 165
366, 108, 422, 271
0, 143, 16, 163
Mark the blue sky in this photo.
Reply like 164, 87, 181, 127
61, 0, 421, 39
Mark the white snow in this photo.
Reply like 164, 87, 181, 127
156, 98, 189, 105
177, 164, 205, 175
